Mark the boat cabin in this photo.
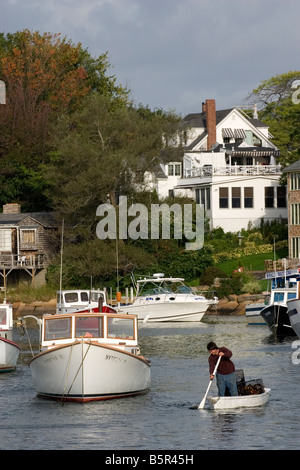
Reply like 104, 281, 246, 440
268, 277, 300, 305
41, 312, 140, 354
56, 289, 109, 313
0, 302, 13, 340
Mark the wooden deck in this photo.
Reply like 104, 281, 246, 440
0, 253, 45, 270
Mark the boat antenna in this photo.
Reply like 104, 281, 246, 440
116, 238, 119, 292
59, 219, 64, 309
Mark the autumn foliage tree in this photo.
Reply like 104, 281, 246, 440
0, 30, 129, 209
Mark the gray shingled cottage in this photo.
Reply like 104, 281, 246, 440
0, 203, 58, 287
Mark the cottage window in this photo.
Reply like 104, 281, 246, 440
0, 229, 12, 251
291, 204, 300, 225
265, 187, 274, 208
244, 187, 253, 208
219, 188, 228, 208
20, 229, 36, 248
290, 173, 300, 190
232, 187, 241, 208
291, 237, 300, 258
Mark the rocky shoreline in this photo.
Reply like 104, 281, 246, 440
12, 293, 267, 318
207, 293, 267, 315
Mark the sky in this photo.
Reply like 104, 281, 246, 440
1, 0, 299, 116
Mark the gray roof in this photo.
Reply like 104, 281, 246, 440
182, 108, 233, 128
283, 160, 300, 172
0, 212, 56, 227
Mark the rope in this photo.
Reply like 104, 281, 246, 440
61, 340, 92, 405
20, 318, 34, 357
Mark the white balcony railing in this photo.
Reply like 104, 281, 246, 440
183, 164, 282, 179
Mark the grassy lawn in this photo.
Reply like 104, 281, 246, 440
215, 248, 288, 276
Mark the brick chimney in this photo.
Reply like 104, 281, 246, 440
203, 99, 216, 150
3, 203, 21, 214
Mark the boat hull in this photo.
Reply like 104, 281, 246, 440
287, 298, 300, 339
0, 337, 21, 372
29, 340, 151, 402
245, 303, 267, 325
119, 298, 217, 322
260, 304, 296, 337
208, 388, 271, 410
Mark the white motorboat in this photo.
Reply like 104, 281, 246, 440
26, 310, 151, 402
286, 297, 300, 339
0, 301, 21, 372
118, 274, 218, 322
245, 303, 267, 325
56, 288, 117, 314
208, 388, 271, 410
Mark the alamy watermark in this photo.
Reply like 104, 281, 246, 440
96, 196, 204, 250
291, 80, 300, 105
292, 340, 300, 365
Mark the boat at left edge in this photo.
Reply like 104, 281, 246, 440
0, 301, 21, 372
22, 308, 151, 403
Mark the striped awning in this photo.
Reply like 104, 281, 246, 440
234, 129, 246, 139
222, 128, 234, 138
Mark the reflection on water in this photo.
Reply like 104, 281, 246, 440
1, 315, 300, 450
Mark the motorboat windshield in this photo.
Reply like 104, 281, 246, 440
136, 276, 195, 298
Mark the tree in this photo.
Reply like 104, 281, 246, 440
247, 71, 300, 167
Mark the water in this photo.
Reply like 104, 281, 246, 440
1, 315, 300, 450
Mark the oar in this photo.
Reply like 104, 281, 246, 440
198, 355, 221, 409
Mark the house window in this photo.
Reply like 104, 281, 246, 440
168, 163, 181, 177
20, 229, 37, 248
291, 204, 300, 225
277, 186, 286, 208
196, 187, 210, 210
206, 188, 211, 210
246, 157, 253, 166
219, 188, 228, 208
232, 187, 241, 208
290, 173, 300, 190
232, 157, 243, 166
244, 187, 253, 208
265, 187, 274, 208
168, 164, 174, 176
245, 130, 253, 146
0, 229, 12, 252
175, 164, 181, 176
291, 237, 300, 258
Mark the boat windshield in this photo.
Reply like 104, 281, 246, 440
107, 317, 135, 340
0, 307, 7, 327
75, 316, 103, 338
138, 280, 192, 296
90, 291, 105, 303
44, 317, 72, 341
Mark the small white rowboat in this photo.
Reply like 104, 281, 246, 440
208, 388, 271, 410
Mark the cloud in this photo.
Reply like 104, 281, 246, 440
1, 0, 300, 115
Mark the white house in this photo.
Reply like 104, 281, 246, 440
151, 99, 287, 233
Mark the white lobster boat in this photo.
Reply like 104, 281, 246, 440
27, 310, 151, 402
118, 274, 218, 322
0, 302, 21, 372
56, 288, 116, 314
208, 388, 271, 410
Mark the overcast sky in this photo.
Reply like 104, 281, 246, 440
1, 0, 299, 116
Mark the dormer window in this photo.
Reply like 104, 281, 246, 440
168, 163, 182, 177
